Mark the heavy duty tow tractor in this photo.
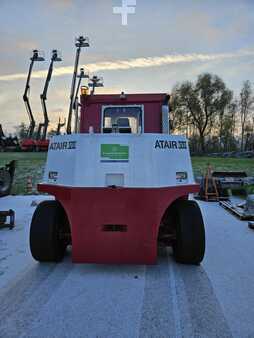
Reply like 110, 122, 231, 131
30, 36, 205, 265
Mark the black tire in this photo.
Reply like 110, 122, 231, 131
172, 200, 205, 265
30, 200, 69, 262
0, 215, 7, 225
0, 169, 12, 197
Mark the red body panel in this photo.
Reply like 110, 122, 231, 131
20, 139, 49, 151
35, 139, 49, 151
80, 93, 167, 134
38, 184, 199, 264
20, 139, 36, 151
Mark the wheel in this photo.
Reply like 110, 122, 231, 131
198, 178, 206, 199
0, 215, 7, 225
0, 169, 12, 197
172, 200, 205, 265
30, 200, 70, 262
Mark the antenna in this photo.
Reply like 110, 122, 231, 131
66, 36, 90, 134
88, 75, 104, 95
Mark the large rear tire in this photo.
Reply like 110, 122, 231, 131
172, 200, 205, 265
30, 200, 69, 262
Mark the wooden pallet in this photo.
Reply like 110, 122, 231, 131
219, 201, 254, 221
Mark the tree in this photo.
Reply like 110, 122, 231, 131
239, 80, 254, 151
171, 73, 233, 152
170, 89, 189, 134
217, 90, 233, 147
15, 122, 29, 140
218, 99, 238, 152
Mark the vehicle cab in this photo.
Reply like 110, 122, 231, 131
79, 92, 170, 135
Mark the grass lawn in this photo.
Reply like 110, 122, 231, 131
0, 152, 254, 195
192, 157, 254, 177
0, 152, 47, 195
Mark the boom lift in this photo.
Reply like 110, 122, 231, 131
67, 36, 89, 134
21, 50, 45, 151
73, 68, 89, 133
0, 124, 5, 151
71, 75, 103, 133
56, 117, 66, 135
0, 124, 5, 139
36, 50, 62, 151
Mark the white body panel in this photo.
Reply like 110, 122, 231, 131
43, 134, 195, 188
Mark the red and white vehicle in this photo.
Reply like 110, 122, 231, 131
30, 36, 205, 265
30, 92, 205, 265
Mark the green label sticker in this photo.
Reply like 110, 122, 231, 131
101, 144, 129, 162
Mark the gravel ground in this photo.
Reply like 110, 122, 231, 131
0, 196, 253, 338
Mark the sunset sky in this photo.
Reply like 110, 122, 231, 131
1, 0, 254, 133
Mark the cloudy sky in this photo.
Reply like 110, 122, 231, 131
0, 0, 254, 133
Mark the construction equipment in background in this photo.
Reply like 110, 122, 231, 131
0, 124, 4, 142
71, 74, 104, 133
0, 124, 20, 152
196, 164, 220, 201
88, 75, 104, 95
36, 49, 62, 151
0, 124, 4, 139
196, 165, 249, 201
56, 117, 66, 135
212, 171, 248, 194
73, 68, 89, 133
0, 161, 16, 230
21, 50, 45, 151
0, 124, 6, 151
67, 36, 90, 134
220, 195, 254, 221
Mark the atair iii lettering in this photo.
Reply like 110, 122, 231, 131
50, 141, 77, 151
155, 140, 187, 150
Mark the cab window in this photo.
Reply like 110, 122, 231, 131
102, 106, 142, 134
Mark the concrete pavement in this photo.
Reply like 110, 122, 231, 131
0, 196, 253, 338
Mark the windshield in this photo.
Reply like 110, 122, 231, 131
102, 106, 142, 134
